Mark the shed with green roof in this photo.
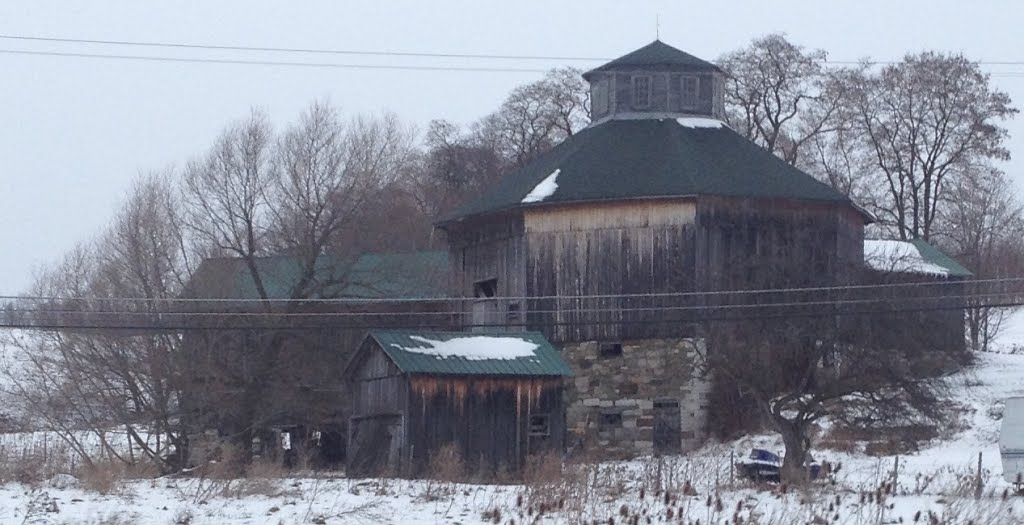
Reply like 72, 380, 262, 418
345, 329, 570, 476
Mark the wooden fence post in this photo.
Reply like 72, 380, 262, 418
975, 451, 983, 500
891, 455, 899, 490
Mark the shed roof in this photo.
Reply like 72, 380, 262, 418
365, 330, 572, 377
183, 251, 448, 300
583, 40, 722, 79
864, 239, 973, 278
441, 118, 867, 224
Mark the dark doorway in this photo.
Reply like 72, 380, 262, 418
348, 415, 403, 476
653, 399, 682, 455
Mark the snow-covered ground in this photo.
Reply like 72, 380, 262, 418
0, 314, 1023, 523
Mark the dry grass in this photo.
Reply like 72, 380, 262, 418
428, 442, 465, 483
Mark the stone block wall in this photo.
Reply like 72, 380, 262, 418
563, 338, 710, 458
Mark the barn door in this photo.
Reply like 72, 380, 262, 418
653, 399, 682, 455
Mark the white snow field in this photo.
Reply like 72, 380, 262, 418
0, 314, 1022, 523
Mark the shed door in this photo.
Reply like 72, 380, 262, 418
348, 415, 403, 476
653, 400, 681, 455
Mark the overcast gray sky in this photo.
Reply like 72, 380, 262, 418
2, 0, 1023, 295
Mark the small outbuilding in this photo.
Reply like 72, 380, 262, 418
862, 239, 973, 358
344, 330, 572, 477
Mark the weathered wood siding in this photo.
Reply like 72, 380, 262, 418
524, 200, 699, 342
405, 377, 564, 474
695, 197, 864, 293
446, 212, 528, 330
349, 340, 407, 418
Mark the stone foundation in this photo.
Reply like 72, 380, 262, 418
563, 338, 710, 458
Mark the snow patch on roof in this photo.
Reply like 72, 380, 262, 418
864, 240, 949, 276
675, 117, 726, 129
392, 335, 538, 361
521, 169, 561, 203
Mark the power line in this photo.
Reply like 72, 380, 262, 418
0, 34, 609, 62
2, 296, 1020, 332
2, 275, 1021, 305
0, 48, 552, 73
4, 35, 1024, 77
5, 34, 1024, 68
1, 288, 1019, 323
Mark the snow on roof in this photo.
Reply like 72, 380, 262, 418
675, 117, 726, 129
521, 169, 561, 203
391, 335, 538, 361
863, 240, 949, 276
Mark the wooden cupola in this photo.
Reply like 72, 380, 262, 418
583, 40, 726, 124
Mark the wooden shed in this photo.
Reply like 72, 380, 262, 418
344, 330, 571, 477
862, 239, 973, 358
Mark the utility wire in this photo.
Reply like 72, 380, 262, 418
0, 49, 551, 73
2, 275, 1021, 305
5, 34, 1024, 67
3, 297, 1021, 332
0, 34, 607, 61
2, 289, 1019, 320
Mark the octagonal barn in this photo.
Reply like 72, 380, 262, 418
438, 41, 873, 456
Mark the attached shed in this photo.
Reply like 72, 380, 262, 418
862, 239, 973, 358
344, 330, 572, 477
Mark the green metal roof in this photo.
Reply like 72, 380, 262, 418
583, 40, 722, 79
442, 118, 865, 224
366, 330, 572, 377
909, 240, 974, 277
183, 251, 449, 300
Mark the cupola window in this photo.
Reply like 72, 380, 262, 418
592, 79, 609, 114
632, 75, 651, 108
681, 75, 700, 110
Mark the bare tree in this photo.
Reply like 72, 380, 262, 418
485, 67, 590, 167
718, 34, 844, 166
183, 109, 276, 301
848, 52, 1016, 241
180, 102, 420, 458
2, 174, 195, 471
697, 289, 953, 485
938, 164, 1024, 350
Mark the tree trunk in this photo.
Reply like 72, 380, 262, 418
779, 423, 810, 486
967, 308, 982, 352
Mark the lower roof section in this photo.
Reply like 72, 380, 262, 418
365, 330, 572, 377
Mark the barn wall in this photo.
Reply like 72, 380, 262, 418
562, 337, 709, 458
349, 341, 407, 418
524, 200, 699, 343
695, 197, 864, 292
405, 376, 564, 475
446, 213, 528, 330
854, 271, 968, 360
346, 340, 410, 476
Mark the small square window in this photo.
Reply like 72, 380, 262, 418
507, 302, 522, 322
681, 76, 699, 109
599, 411, 623, 430
599, 342, 623, 358
633, 75, 651, 108
473, 278, 497, 298
529, 414, 550, 437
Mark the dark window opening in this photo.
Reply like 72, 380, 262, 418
599, 411, 623, 430
529, 414, 550, 436
507, 301, 522, 322
599, 342, 623, 358
681, 75, 699, 109
473, 278, 497, 298
633, 75, 651, 108
653, 399, 679, 409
